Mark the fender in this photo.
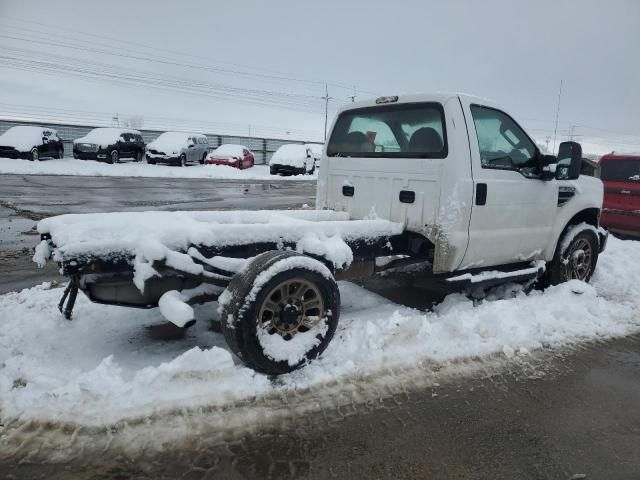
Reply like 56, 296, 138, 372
543, 175, 604, 260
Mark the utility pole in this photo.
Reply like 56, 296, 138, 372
322, 83, 332, 142
545, 136, 551, 153
568, 123, 582, 141
348, 85, 357, 103
552, 80, 562, 154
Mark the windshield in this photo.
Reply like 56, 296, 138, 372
600, 159, 640, 182
326, 103, 447, 158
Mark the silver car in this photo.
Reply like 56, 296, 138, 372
146, 132, 209, 167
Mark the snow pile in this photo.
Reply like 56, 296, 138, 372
0, 157, 318, 180
208, 144, 247, 159
74, 128, 140, 148
269, 144, 308, 168
35, 209, 403, 274
147, 132, 198, 154
0, 126, 45, 151
2, 237, 640, 426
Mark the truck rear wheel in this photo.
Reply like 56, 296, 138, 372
221, 251, 340, 375
545, 226, 599, 285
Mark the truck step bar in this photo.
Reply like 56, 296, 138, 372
445, 262, 546, 289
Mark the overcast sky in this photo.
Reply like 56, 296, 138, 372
1, 0, 639, 152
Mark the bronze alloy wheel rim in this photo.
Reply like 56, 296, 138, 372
564, 237, 593, 280
258, 279, 325, 341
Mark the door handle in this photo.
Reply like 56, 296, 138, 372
342, 185, 354, 196
399, 190, 415, 203
476, 183, 487, 205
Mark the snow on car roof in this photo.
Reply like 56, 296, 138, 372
0, 126, 48, 150
74, 127, 141, 145
148, 132, 201, 151
269, 144, 309, 167
211, 144, 247, 157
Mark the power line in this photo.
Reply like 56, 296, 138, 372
0, 16, 377, 95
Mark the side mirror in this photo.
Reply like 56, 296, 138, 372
556, 141, 582, 180
539, 154, 557, 181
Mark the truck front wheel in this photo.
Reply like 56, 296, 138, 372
221, 250, 340, 375
545, 226, 599, 285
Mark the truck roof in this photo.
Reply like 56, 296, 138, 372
599, 153, 640, 162
339, 92, 498, 113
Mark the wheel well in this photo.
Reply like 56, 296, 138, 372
566, 208, 599, 230
553, 208, 600, 257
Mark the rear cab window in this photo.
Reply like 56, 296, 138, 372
326, 102, 447, 158
600, 159, 640, 182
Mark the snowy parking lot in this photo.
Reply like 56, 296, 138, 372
1, 236, 639, 430
0, 157, 317, 181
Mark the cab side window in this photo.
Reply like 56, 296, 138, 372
470, 105, 538, 174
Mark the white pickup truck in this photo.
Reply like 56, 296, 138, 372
36, 93, 607, 375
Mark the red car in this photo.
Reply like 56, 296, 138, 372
205, 144, 255, 169
599, 153, 640, 237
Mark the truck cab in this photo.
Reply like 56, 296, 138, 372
318, 93, 605, 274
598, 153, 640, 237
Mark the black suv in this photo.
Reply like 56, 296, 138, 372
0, 126, 64, 161
73, 128, 145, 164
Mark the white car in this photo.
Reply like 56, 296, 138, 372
146, 132, 209, 166
269, 144, 315, 175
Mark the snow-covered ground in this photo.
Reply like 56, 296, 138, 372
1, 237, 640, 429
0, 157, 317, 180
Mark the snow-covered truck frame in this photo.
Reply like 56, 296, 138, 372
35, 93, 608, 375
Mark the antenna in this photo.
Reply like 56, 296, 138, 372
552, 80, 562, 154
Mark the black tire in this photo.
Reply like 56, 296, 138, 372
135, 151, 143, 162
109, 150, 119, 164
30, 148, 39, 161
221, 251, 340, 375
178, 154, 186, 167
56, 147, 63, 159
200, 153, 206, 165
544, 227, 599, 286
147, 158, 156, 165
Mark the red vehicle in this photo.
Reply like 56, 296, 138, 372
599, 153, 640, 237
205, 144, 255, 169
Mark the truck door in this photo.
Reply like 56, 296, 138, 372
319, 97, 473, 272
460, 101, 557, 268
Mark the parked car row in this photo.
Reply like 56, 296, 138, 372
0, 125, 321, 174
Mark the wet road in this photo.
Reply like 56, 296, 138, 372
0, 174, 316, 294
2, 335, 640, 479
